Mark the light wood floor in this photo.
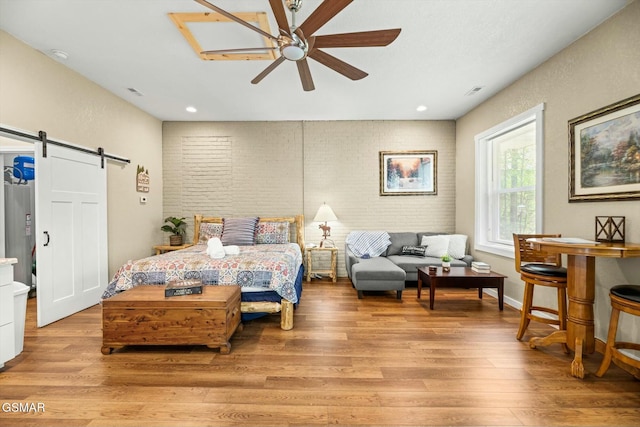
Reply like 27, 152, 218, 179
1, 278, 639, 427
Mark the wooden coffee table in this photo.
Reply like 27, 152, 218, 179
417, 266, 506, 310
102, 285, 242, 354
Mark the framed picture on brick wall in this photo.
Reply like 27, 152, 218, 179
379, 150, 437, 196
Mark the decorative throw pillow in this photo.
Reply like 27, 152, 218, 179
256, 221, 290, 244
421, 235, 450, 258
447, 234, 468, 259
221, 217, 259, 246
401, 245, 427, 256
198, 222, 223, 243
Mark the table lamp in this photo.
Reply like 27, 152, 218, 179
313, 202, 337, 247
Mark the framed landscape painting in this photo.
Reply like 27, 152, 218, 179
569, 94, 640, 202
380, 150, 437, 196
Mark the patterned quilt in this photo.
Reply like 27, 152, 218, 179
101, 243, 303, 303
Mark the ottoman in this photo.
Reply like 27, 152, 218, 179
351, 257, 406, 300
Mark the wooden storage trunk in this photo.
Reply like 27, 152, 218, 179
102, 285, 242, 354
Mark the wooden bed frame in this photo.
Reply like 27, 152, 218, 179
192, 214, 305, 330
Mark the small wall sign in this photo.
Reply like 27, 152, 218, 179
136, 165, 149, 193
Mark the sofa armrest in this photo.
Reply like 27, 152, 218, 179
345, 245, 360, 279
461, 254, 474, 266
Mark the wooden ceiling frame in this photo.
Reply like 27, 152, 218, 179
168, 12, 277, 61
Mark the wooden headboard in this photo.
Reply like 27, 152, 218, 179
193, 214, 305, 252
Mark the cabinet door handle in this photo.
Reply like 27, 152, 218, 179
43, 231, 50, 247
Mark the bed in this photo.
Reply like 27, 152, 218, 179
101, 214, 305, 330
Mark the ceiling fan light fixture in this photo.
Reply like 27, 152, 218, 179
281, 44, 305, 61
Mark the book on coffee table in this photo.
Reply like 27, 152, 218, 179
165, 280, 203, 297
471, 261, 491, 273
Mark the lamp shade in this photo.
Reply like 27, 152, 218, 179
313, 203, 337, 222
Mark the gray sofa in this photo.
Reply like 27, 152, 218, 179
345, 232, 473, 299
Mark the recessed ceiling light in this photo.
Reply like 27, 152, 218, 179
416, 105, 427, 112
50, 49, 69, 60
186, 106, 197, 113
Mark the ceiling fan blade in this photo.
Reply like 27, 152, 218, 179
251, 56, 286, 84
308, 49, 368, 80
201, 47, 278, 55
296, 59, 315, 91
299, 0, 353, 37
269, 0, 290, 35
194, 0, 277, 41
314, 29, 401, 48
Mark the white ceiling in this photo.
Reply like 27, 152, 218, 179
0, 0, 630, 122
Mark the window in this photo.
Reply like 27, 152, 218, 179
475, 104, 544, 258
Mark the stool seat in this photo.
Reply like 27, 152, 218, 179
521, 264, 567, 277
611, 284, 640, 303
596, 284, 640, 379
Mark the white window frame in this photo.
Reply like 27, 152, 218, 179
474, 103, 544, 259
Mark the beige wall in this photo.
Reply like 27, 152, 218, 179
0, 31, 164, 277
455, 1, 640, 342
162, 120, 457, 275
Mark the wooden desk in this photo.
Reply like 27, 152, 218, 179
528, 238, 640, 378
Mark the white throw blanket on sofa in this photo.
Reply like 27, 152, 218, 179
346, 231, 391, 258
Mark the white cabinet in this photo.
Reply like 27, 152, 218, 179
0, 259, 17, 368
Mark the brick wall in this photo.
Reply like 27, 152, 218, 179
162, 120, 456, 276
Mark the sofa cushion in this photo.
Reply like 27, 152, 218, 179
388, 255, 468, 274
386, 232, 419, 256
351, 257, 405, 281
447, 234, 468, 259
421, 234, 450, 258
401, 245, 427, 256
420, 234, 468, 259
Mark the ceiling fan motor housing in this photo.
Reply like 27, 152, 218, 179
286, 0, 303, 12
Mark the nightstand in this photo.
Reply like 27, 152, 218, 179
153, 243, 192, 255
305, 246, 338, 283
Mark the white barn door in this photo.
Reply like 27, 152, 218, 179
35, 141, 108, 327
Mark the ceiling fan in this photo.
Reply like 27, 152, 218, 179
194, 0, 401, 91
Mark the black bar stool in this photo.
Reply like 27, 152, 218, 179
513, 234, 568, 351
596, 285, 640, 379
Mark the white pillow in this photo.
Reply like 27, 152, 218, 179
421, 235, 450, 258
447, 234, 468, 259
421, 234, 468, 259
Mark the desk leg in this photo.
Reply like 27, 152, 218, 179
566, 255, 595, 378
429, 280, 436, 310
571, 337, 585, 379
530, 330, 567, 349
417, 274, 423, 299
331, 251, 337, 283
